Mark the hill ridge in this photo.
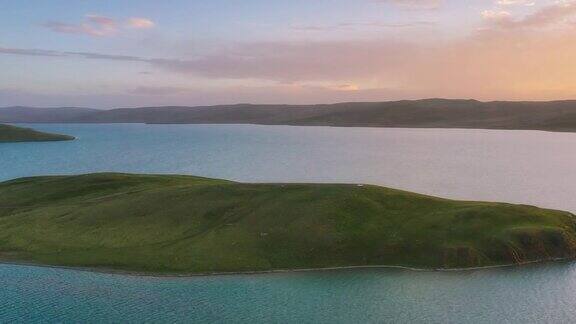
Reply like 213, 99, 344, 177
3, 99, 576, 132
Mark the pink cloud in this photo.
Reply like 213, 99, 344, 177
127, 17, 155, 29
43, 15, 118, 37
43, 15, 155, 37
86, 14, 116, 27
483, 1, 576, 29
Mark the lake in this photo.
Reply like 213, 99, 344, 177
2, 263, 576, 323
2, 123, 576, 323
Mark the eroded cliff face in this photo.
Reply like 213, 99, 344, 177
439, 226, 576, 269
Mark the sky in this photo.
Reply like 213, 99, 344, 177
1, 0, 576, 108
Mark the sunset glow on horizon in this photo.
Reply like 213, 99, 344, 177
2, 0, 576, 107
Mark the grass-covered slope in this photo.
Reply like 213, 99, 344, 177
0, 124, 74, 143
0, 173, 574, 274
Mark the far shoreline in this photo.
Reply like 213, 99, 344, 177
4, 99, 576, 133
9, 121, 576, 134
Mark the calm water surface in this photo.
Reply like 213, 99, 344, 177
2, 263, 576, 323
2, 123, 576, 212
2, 123, 576, 323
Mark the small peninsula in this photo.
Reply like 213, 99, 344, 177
0, 173, 574, 274
0, 124, 74, 143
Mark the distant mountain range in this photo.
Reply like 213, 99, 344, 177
2, 98, 576, 132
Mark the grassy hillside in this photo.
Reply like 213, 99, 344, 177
3, 99, 576, 132
0, 173, 574, 274
0, 124, 74, 143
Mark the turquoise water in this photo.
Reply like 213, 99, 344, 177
2, 263, 576, 323
2, 123, 576, 323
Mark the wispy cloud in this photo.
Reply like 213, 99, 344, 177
127, 18, 155, 29
129, 86, 190, 95
292, 21, 435, 32
482, 0, 576, 29
373, 0, 442, 9
0, 47, 146, 61
43, 14, 155, 37
64, 51, 146, 61
0, 41, 414, 83
147, 40, 414, 82
43, 14, 118, 36
0, 47, 63, 57
496, 0, 536, 7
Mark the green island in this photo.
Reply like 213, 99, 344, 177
0, 173, 574, 274
0, 124, 74, 143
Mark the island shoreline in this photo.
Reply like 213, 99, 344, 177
0, 257, 572, 278
2, 173, 575, 277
